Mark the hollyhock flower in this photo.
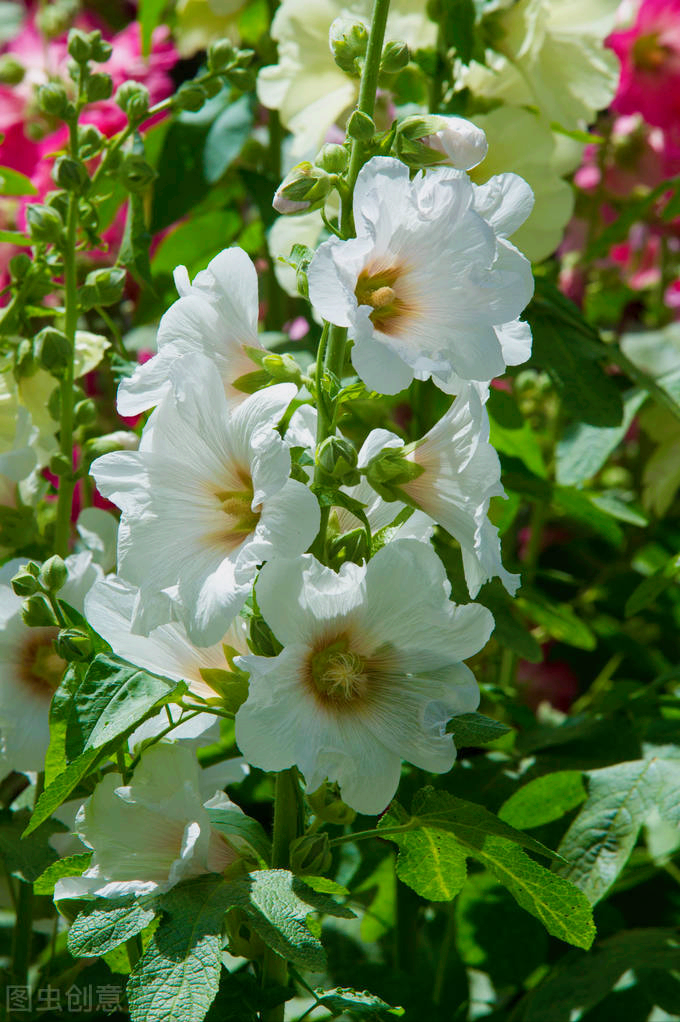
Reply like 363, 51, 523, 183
92, 355, 320, 645
235, 541, 493, 815
54, 743, 248, 901
0, 553, 101, 775
308, 156, 534, 395
607, 0, 680, 131
459, 0, 620, 130
118, 248, 265, 416
405, 114, 489, 170
363, 387, 519, 597
257, 0, 436, 157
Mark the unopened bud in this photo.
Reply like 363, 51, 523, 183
53, 156, 89, 194
39, 555, 68, 593
0, 55, 24, 85
26, 204, 63, 244
117, 153, 156, 193
224, 66, 256, 91
365, 445, 423, 501
248, 616, 281, 658
397, 114, 488, 171
289, 833, 333, 876
330, 16, 368, 76
38, 82, 70, 119
207, 38, 236, 71
380, 40, 409, 74
85, 430, 138, 464
10, 253, 31, 280
49, 453, 74, 477
316, 435, 359, 483
35, 327, 72, 376
307, 781, 356, 826
80, 266, 126, 309
74, 398, 97, 426
347, 109, 375, 142
11, 570, 39, 597
315, 143, 348, 174
174, 81, 206, 112
67, 29, 91, 63
86, 71, 113, 103
55, 627, 93, 662
88, 33, 113, 64
273, 162, 332, 215
22, 595, 58, 628
261, 352, 303, 385
115, 81, 150, 123
78, 124, 105, 159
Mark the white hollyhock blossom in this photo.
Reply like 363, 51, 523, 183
235, 541, 493, 815
308, 156, 534, 395
92, 355, 320, 646
0, 553, 101, 775
53, 743, 245, 900
363, 387, 519, 597
258, 0, 436, 157
118, 248, 264, 417
85, 575, 249, 746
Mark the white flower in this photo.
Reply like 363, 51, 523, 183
235, 540, 493, 815
307, 156, 534, 395
0, 553, 101, 775
257, 0, 436, 157
85, 575, 249, 747
363, 387, 519, 597
420, 115, 489, 170
53, 743, 243, 901
117, 248, 264, 417
92, 355, 320, 646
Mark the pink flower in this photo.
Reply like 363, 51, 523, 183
607, 0, 680, 132
516, 647, 579, 713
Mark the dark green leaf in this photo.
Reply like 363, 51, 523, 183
499, 771, 586, 829
203, 96, 254, 184
517, 593, 597, 650
556, 389, 647, 486
35, 852, 92, 895
0, 809, 64, 882
68, 897, 157, 957
447, 712, 511, 747
315, 987, 404, 1018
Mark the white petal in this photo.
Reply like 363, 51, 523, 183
472, 173, 535, 238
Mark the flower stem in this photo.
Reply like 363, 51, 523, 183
11, 879, 34, 987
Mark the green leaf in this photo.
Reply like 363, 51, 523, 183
34, 852, 92, 895
68, 897, 157, 957
439, 0, 477, 64
477, 581, 542, 662
139, 0, 167, 57
556, 753, 680, 904
625, 553, 680, 617
488, 388, 546, 478
0, 809, 64, 882
45, 662, 85, 785
315, 988, 404, 1018
447, 712, 511, 747
203, 96, 254, 184
23, 748, 102, 837
527, 278, 623, 427
0, 228, 31, 245
205, 807, 271, 865
379, 800, 468, 901
0, 166, 38, 196
151, 208, 241, 278
65, 653, 184, 758
516, 593, 596, 650
556, 388, 647, 486
498, 771, 586, 829
119, 193, 153, 290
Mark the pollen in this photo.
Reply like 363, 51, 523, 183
309, 636, 369, 704
354, 262, 418, 335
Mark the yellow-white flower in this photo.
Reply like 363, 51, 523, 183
235, 541, 493, 815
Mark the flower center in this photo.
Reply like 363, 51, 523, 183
632, 31, 672, 70
355, 266, 402, 331
310, 637, 368, 703
214, 470, 261, 550
20, 629, 65, 696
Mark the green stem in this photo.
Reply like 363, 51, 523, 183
432, 907, 456, 1005
261, 769, 301, 1022
11, 880, 34, 987
329, 822, 412, 847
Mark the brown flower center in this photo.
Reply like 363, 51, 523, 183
355, 264, 412, 334
308, 635, 369, 705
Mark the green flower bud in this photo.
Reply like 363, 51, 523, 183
26, 204, 64, 244
174, 81, 207, 112
273, 162, 332, 215
202, 76, 223, 99
9, 253, 31, 280
78, 123, 105, 159
80, 266, 126, 310
289, 833, 333, 876
261, 352, 303, 385
380, 39, 410, 74
346, 109, 375, 142
37, 82, 69, 118
55, 628, 93, 662
224, 66, 256, 91
45, 189, 69, 220
115, 81, 150, 123
0, 55, 24, 85
248, 616, 282, 657
11, 570, 39, 598
84, 430, 138, 464
67, 29, 91, 63
307, 781, 356, 826
315, 142, 348, 174
117, 153, 156, 193
86, 72, 113, 103
39, 555, 68, 593
49, 452, 74, 478
88, 33, 113, 64
22, 595, 58, 628
330, 16, 368, 76
207, 38, 236, 71
37, 0, 79, 38
365, 445, 424, 502
316, 435, 359, 482
14, 339, 36, 379
53, 156, 89, 194
74, 398, 97, 426
35, 327, 72, 376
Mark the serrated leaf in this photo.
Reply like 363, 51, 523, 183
315, 987, 404, 1018
447, 712, 511, 747
34, 852, 92, 895
23, 748, 102, 837
45, 662, 85, 785
379, 800, 468, 901
499, 772, 586, 830
556, 388, 647, 486
68, 897, 157, 957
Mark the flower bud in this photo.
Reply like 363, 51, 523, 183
35, 327, 72, 376
289, 833, 333, 876
248, 616, 282, 658
261, 352, 303, 385
380, 40, 409, 74
80, 266, 126, 310
117, 153, 156, 193
174, 81, 206, 112
39, 555, 68, 593
22, 595, 58, 628
10, 253, 32, 280
207, 38, 236, 71
365, 446, 423, 501
45, 189, 69, 220
346, 109, 375, 142
315, 143, 348, 174
55, 627, 93, 662
273, 162, 332, 215
49, 453, 74, 477
115, 81, 150, 124
316, 435, 359, 483
330, 16, 368, 76
74, 398, 97, 426
86, 72, 113, 103
53, 156, 89, 194
11, 570, 39, 598
84, 430, 139, 464
397, 114, 488, 171
67, 29, 91, 63
78, 124, 105, 159
38, 82, 70, 119
26, 204, 64, 244
224, 66, 256, 91
14, 339, 36, 379
0, 55, 24, 85
88, 33, 113, 64
307, 781, 356, 826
